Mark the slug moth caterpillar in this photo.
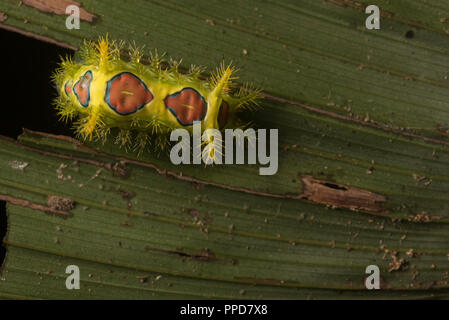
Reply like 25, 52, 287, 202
53, 36, 260, 161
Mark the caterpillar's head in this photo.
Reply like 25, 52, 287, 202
53, 56, 93, 126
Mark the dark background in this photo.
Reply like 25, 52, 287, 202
0, 28, 74, 269
0, 28, 73, 137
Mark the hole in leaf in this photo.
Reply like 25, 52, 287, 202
405, 30, 415, 39
0, 28, 74, 139
322, 182, 348, 191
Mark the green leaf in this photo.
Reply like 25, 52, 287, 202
0, 0, 449, 299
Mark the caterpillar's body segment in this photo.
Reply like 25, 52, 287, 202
53, 37, 260, 159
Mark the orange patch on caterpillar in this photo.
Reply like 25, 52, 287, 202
105, 72, 153, 115
73, 71, 92, 107
164, 88, 207, 126
64, 81, 72, 95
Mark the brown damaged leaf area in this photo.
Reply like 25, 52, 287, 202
0, 194, 73, 217
144, 246, 237, 265
327, 0, 394, 19
22, 0, 96, 22
47, 195, 75, 211
300, 175, 387, 213
0, 12, 8, 22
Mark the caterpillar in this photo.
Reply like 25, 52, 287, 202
53, 36, 260, 162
